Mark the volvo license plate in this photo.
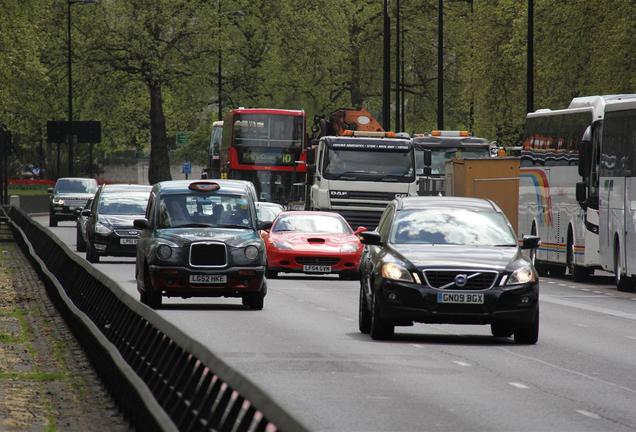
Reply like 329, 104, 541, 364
303, 265, 331, 273
436, 292, 484, 304
120, 238, 138, 245
189, 274, 227, 284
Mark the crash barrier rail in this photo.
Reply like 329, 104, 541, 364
6, 206, 307, 432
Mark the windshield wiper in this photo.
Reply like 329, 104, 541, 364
216, 224, 251, 229
379, 174, 410, 182
331, 170, 375, 180
493, 244, 517, 247
172, 223, 215, 228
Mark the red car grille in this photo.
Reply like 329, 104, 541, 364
295, 256, 340, 266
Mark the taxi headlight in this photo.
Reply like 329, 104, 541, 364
340, 243, 359, 253
272, 240, 293, 250
507, 266, 536, 285
381, 262, 414, 282
156, 244, 173, 260
94, 222, 112, 235
244, 245, 259, 260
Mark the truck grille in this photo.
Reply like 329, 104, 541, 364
330, 201, 389, 208
295, 256, 340, 265
422, 270, 498, 290
330, 210, 383, 230
189, 242, 227, 267
330, 191, 400, 201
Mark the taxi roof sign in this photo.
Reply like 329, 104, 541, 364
189, 181, 220, 192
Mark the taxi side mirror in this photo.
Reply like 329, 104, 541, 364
258, 221, 273, 231
134, 219, 151, 230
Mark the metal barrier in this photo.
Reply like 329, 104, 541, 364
6, 206, 307, 432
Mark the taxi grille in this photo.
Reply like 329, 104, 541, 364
190, 242, 227, 267
423, 270, 498, 290
295, 256, 340, 266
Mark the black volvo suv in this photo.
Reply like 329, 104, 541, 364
358, 196, 541, 344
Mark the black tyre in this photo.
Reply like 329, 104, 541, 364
514, 308, 539, 345
548, 265, 566, 278
567, 234, 590, 282
339, 272, 359, 281
266, 269, 278, 279
76, 226, 86, 252
358, 283, 371, 334
86, 243, 100, 263
530, 224, 548, 276
243, 291, 265, 310
140, 272, 162, 309
491, 323, 514, 338
370, 290, 394, 340
49, 214, 58, 227
614, 242, 635, 292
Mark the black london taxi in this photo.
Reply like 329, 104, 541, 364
358, 196, 541, 344
134, 180, 270, 309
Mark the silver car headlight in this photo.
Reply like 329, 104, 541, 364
94, 222, 112, 235
507, 266, 537, 285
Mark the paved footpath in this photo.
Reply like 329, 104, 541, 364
0, 230, 130, 431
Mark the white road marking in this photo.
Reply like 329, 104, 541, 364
581, 288, 591, 292
576, 409, 601, 420
452, 361, 471, 367
568, 285, 576, 288
558, 283, 567, 287
508, 382, 530, 389
317, 307, 328, 312
343, 317, 354, 322
593, 291, 603, 294
411, 344, 425, 349
574, 323, 589, 328
631, 298, 636, 301
541, 295, 636, 321
625, 336, 636, 341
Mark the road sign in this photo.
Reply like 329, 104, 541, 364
176, 132, 189, 146
46, 120, 101, 143
182, 161, 192, 175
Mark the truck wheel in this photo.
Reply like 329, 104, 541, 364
358, 283, 371, 334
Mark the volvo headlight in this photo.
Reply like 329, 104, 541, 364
156, 244, 173, 260
94, 222, 112, 235
340, 243, 359, 253
507, 266, 537, 285
272, 240, 293, 250
381, 262, 414, 282
244, 245, 259, 260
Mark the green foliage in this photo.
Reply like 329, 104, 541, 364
3, 0, 636, 178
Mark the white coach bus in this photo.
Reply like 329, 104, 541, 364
519, 95, 636, 284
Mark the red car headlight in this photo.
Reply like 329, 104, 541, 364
340, 243, 359, 253
271, 240, 294, 250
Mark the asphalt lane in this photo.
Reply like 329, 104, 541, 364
37, 217, 636, 431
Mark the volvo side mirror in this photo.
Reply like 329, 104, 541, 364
359, 231, 383, 246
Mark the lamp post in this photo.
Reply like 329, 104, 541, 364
527, 0, 534, 113
67, 0, 98, 177
382, 0, 391, 131
217, 2, 246, 121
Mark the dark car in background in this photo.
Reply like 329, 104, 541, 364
48, 177, 98, 226
358, 196, 541, 343
134, 180, 270, 309
84, 184, 152, 263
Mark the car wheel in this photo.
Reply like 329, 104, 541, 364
614, 242, 635, 292
339, 272, 360, 281
140, 272, 162, 309
76, 226, 86, 252
370, 290, 394, 340
358, 283, 371, 334
513, 308, 539, 345
86, 243, 100, 263
49, 214, 57, 227
266, 269, 278, 279
491, 323, 514, 338
243, 291, 265, 310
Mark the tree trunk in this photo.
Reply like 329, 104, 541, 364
147, 81, 171, 184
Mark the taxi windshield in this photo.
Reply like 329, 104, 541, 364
390, 208, 516, 246
157, 193, 253, 229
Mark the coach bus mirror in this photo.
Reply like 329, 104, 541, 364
422, 166, 432, 177
359, 231, 383, 246
423, 148, 432, 167
578, 126, 592, 177
521, 235, 541, 250
133, 219, 151, 230
576, 182, 587, 204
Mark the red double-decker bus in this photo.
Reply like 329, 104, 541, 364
220, 108, 307, 205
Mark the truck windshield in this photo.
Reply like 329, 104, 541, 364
323, 148, 414, 182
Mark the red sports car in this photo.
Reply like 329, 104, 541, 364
263, 211, 367, 279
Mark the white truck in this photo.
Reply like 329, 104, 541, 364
307, 132, 418, 229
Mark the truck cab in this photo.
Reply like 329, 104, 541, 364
308, 132, 417, 229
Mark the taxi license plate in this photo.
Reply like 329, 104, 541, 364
189, 274, 227, 284
303, 265, 331, 273
120, 238, 138, 245
437, 292, 484, 304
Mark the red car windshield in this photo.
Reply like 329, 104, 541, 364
272, 214, 351, 234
